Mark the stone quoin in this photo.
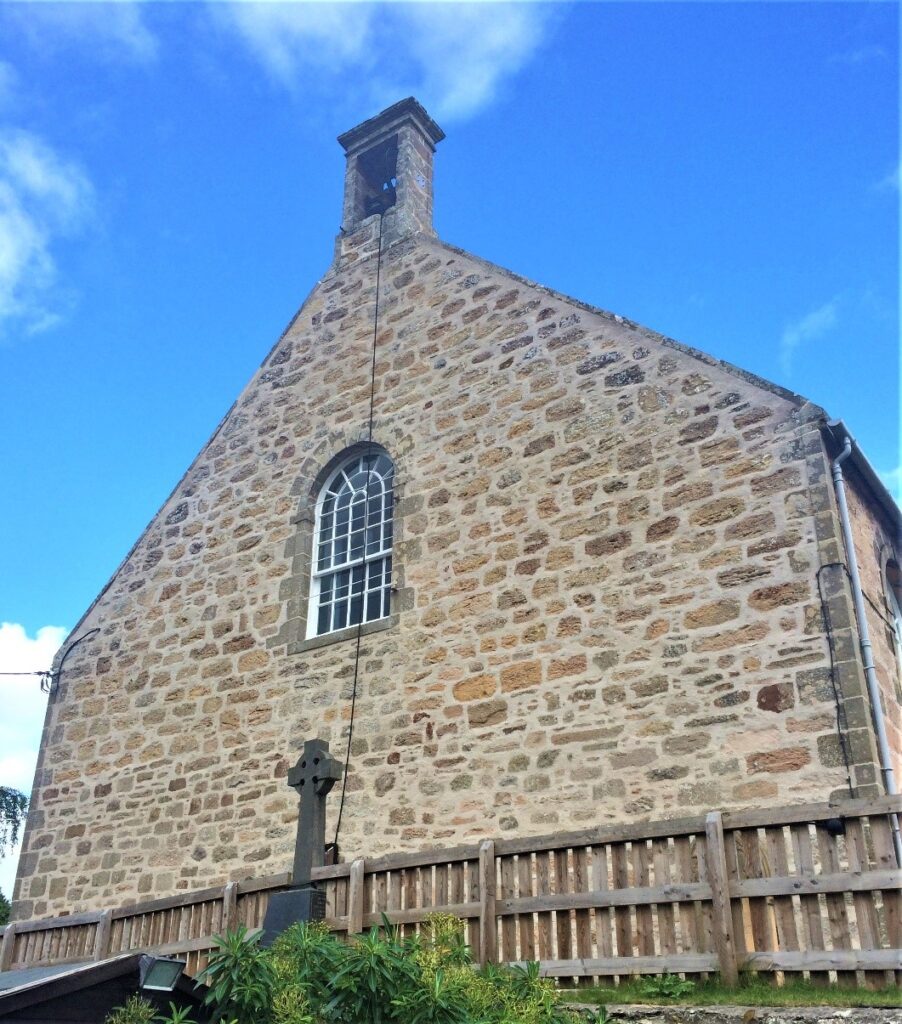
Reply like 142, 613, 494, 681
13, 98, 902, 920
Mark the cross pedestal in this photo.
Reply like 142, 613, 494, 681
261, 738, 343, 945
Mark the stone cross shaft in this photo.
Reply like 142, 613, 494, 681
287, 738, 343, 887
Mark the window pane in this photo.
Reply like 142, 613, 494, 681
317, 604, 330, 634
313, 453, 395, 636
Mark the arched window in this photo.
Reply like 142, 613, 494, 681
308, 449, 394, 638
886, 560, 902, 685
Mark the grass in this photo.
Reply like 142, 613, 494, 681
561, 974, 902, 1009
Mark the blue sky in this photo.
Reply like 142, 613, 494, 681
0, 1, 898, 893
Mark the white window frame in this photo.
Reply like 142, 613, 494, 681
306, 451, 394, 639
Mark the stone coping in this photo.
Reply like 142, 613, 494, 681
565, 1005, 902, 1023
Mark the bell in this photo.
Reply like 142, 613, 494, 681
364, 181, 396, 217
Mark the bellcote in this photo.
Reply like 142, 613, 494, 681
334, 98, 444, 267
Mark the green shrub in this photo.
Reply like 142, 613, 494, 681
638, 973, 695, 1001
104, 995, 157, 1024
196, 924, 273, 1023
110, 913, 585, 1024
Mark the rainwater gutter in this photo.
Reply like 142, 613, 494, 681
828, 423, 902, 865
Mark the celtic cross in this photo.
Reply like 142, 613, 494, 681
287, 738, 343, 887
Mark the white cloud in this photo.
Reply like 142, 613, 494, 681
829, 45, 887, 66
394, 3, 550, 120
216, 2, 375, 85
212, 1, 557, 121
0, 130, 94, 339
0, 623, 67, 900
876, 161, 900, 192
2, 3, 157, 63
779, 297, 839, 378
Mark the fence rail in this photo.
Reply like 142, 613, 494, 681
2, 796, 900, 987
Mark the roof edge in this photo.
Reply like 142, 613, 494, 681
825, 420, 901, 536
425, 234, 824, 414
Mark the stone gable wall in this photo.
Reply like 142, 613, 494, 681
14, 232, 866, 920
843, 471, 902, 776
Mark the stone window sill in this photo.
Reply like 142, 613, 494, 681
288, 614, 398, 655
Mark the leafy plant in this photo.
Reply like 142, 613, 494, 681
109, 911, 587, 1024
585, 1008, 609, 1024
0, 887, 10, 927
638, 973, 695, 1000
154, 1005, 197, 1024
195, 924, 273, 1024
104, 995, 157, 1024
327, 924, 418, 1024
0, 787, 28, 856
270, 920, 344, 1014
391, 969, 471, 1024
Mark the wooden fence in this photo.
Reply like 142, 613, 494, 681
2, 796, 900, 987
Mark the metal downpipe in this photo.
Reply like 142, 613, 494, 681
831, 436, 902, 865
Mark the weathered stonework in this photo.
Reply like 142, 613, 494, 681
841, 466, 902, 777
12, 100, 896, 921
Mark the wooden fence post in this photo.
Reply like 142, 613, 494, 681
705, 811, 739, 986
222, 881, 239, 934
0, 923, 16, 972
348, 859, 366, 935
478, 840, 497, 967
93, 909, 113, 961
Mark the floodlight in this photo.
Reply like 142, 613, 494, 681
138, 954, 186, 992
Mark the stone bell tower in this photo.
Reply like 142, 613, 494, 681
333, 97, 445, 268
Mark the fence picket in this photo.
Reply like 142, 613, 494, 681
764, 827, 798, 956
844, 818, 884, 988
499, 855, 517, 963
5, 797, 900, 989
535, 851, 552, 960
652, 838, 677, 959
591, 845, 613, 965
572, 846, 592, 985
869, 814, 902, 986
610, 843, 633, 959
633, 840, 655, 958
815, 822, 856, 987
673, 836, 701, 964
789, 823, 828, 986
517, 852, 536, 962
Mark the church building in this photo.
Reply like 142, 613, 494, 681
13, 99, 902, 921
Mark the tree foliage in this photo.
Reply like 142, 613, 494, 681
0, 786, 28, 855
0, 887, 10, 927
